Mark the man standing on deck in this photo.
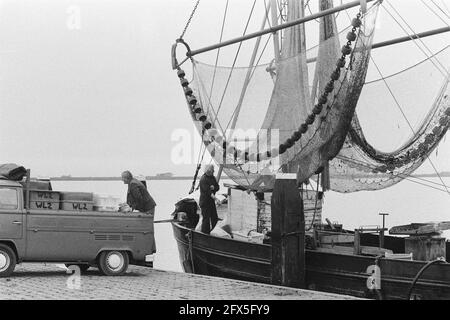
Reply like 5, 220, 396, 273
199, 164, 220, 234
121, 170, 157, 216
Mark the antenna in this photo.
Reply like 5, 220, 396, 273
379, 212, 389, 230
379, 212, 389, 248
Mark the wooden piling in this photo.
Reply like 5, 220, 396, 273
271, 175, 305, 288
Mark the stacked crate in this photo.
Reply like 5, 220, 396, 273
29, 190, 61, 211
60, 192, 94, 212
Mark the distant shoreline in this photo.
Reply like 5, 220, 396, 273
47, 173, 450, 181
50, 176, 195, 181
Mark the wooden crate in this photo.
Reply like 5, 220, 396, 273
60, 192, 93, 201
29, 190, 60, 210
405, 236, 446, 261
61, 201, 94, 212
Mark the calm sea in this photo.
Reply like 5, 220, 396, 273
51, 177, 450, 273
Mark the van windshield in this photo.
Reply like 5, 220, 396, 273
0, 188, 18, 210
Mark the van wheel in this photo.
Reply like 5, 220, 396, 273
98, 251, 129, 276
0, 244, 16, 277
65, 264, 90, 273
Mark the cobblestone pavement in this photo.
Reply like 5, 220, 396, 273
0, 263, 361, 300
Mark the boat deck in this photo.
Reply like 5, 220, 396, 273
0, 263, 362, 300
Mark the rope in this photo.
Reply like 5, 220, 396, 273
213, 0, 257, 125
440, 0, 450, 16
423, 0, 450, 25
209, 0, 229, 99
263, 0, 273, 29
365, 46, 449, 85
305, 174, 321, 232
336, 154, 450, 193
187, 230, 196, 273
383, 2, 448, 78
406, 258, 447, 300
179, 0, 201, 40
222, 2, 279, 133
342, 6, 449, 195
189, 128, 210, 194
218, 8, 365, 175
223, 35, 272, 132
368, 56, 450, 195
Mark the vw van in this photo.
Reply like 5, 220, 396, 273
0, 176, 155, 277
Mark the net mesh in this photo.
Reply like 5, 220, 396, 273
328, 47, 450, 193
187, 1, 381, 191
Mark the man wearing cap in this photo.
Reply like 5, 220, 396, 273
121, 170, 156, 215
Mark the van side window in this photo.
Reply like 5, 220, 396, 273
0, 188, 18, 210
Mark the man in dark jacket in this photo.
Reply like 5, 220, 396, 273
121, 171, 156, 215
199, 164, 220, 234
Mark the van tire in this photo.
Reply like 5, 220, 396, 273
0, 244, 16, 277
98, 251, 129, 276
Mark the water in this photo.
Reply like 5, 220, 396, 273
51, 177, 450, 272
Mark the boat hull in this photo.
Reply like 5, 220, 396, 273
172, 222, 450, 300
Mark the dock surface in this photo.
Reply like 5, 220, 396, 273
0, 263, 362, 300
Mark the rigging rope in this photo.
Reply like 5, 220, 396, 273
213, 0, 257, 125
368, 55, 450, 195
423, 0, 450, 25
189, 131, 208, 194
440, 0, 450, 16
337, 155, 450, 194
223, 35, 273, 132
383, 2, 448, 78
337, 153, 450, 189
305, 174, 321, 231
263, 0, 273, 29
364, 46, 449, 84
341, 4, 449, 195
209, 0, 230, 99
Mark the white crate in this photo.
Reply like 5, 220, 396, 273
93, 194, 122, 212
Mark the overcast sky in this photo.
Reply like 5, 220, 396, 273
0, 0, 448, 177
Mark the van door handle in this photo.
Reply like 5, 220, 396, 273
12, 221, 22, 225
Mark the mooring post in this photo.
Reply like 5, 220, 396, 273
271, 174, 305, 288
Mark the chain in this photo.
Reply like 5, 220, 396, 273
179, 0, 201, 40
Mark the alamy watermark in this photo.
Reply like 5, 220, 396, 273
66, 5, 82, 31
66, 265, 81, 290
171, 128, 281, 168
366, 264, 381, 290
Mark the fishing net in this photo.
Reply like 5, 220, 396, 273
328, 47, 450, 193
187, 1, 381, 191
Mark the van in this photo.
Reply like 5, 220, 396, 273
0, 175, 155, 277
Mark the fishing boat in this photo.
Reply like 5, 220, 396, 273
170, 0, 450, 299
